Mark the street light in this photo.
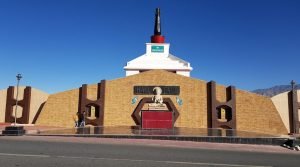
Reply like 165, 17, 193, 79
14, 73, 22, 126
291, 80, 296, 91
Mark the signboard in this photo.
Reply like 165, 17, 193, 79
134, 86, 180, 95
151, 46, 164, 53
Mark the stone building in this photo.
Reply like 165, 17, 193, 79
0, 8, 299, 136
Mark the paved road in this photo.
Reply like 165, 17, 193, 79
0, 137, 299, 167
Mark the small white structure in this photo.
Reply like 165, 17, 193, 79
124, 43, 193, 77
124, 8, 192, 77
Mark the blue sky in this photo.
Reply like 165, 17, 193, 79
0, 0, 299, 93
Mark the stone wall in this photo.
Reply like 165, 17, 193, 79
236, 90, 287, 134
298, 90, 300, 122
271, 91, 290, 132
271, 90, 300, 133
0, 89, 7, 122
104, 70, 207, 128
35, 70, 288, 134
35, 89, 79, 127
0, 87, 48, 124
29, 88, 49, 123
103, 70, 287, 134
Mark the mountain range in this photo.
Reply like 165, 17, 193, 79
252, 84, 300, 97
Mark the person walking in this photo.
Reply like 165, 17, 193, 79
73, 113, 79, 127
80, 111, 86, 127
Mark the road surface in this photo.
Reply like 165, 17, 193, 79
0, 136, 299, 167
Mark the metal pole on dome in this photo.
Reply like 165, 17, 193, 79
154, 8, 161, 35
14, 73, 22, 126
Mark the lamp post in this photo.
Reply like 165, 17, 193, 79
1, 73, 25, 136
291, 80, 295, 91
14, 73, 22, 126
290, 80, 299, 134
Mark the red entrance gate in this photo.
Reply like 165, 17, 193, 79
142, 111, 173, 129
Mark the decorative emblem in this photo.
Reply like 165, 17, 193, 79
176, 96, 183, 106
131, 96, 138, 104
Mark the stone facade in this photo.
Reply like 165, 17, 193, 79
34, 70, 287, 135
35, 89, 79, 127
0, 89, 7, 123
104, 70, 206, 128
272, 90, 300, 133
0, 87, 48, 124
236, 90, 287, 134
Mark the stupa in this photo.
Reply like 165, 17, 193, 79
124, 8, 193, 77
